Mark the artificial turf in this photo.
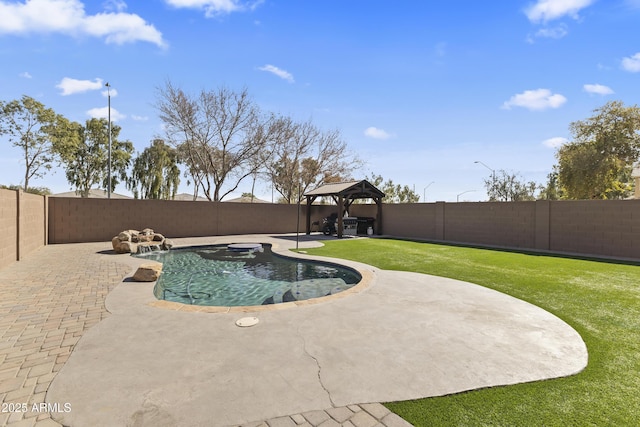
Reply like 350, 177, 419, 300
301, 238, 640, 426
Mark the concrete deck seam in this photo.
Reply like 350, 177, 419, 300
296, 323, 335, 408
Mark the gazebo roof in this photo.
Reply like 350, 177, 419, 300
304, 180, 385, 199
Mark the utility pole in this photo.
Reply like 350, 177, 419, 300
474, 160, 495, 182
423, 181, 434, 202
105, 82, 112, 199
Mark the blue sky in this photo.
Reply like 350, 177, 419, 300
1, 0, 639, 202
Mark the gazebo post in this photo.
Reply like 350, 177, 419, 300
305, 196, 315, 235
376, 197, 383, 235
337, 195, 344, 238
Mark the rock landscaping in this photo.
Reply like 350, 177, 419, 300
132, 262, 163, 282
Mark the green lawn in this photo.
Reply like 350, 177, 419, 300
301, 238, 640, 426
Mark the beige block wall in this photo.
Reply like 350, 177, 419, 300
377, 199, 640, 260
19, 192, 46, 258
0, 189, 18, 269
549, 200, 640, 259
2, 195, 637, 265
377, 200, 537, 248
0, 188, 47, 269
443, 202, 536, 248
373, 203, 437, 238
48, 198, 312, 243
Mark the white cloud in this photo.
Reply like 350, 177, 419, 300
103, 0, 127, 12
534, 24, 568, 39
87, 106, 125, 122
56, 77, 104, 95
164, 0, 263, 17
543, 137, 568, 148
502, 89, 567, 111
364, 127, 392, 140
258, 64, 294, 83
621, 53, 640, 72
0, 0, 166, 48
583, 84, 614, 95
19, 71, 32, 79
525, 0, 595, 23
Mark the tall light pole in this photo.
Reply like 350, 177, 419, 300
423, 181, 434, 202
295, 179, 301, 250
457, 190, 476, 202
474, 160, 495, 182
105, 82, 112, 199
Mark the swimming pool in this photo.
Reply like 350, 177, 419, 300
134, 244, 361, 307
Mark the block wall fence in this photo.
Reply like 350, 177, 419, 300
2, 187, 640, 269
355, 200, 640, 260
0, 189, 47, 270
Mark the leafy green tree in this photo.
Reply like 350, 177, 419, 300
482, 169, 539, 201
127, 139, 180, 199
557, 141, 632, 199
0, 96, 67, 191
557, 100, 640, 199
365, 174, 420, 203
54, 118, 133, 197
538, 167, 563, 200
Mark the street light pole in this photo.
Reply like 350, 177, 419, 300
457, 190, 476, 202
105, 82, 112, 199
423, 181, 434, 202
296, 180, 301, 250
474, 160, 495, 182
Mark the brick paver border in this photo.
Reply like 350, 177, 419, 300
0, 243, 130, 427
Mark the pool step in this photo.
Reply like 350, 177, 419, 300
262, 278, 348, 305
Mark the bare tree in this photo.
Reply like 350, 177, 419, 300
155, 81, 269, 201
267, 116, 360, 203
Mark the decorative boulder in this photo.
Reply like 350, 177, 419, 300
137, 234, 153, 243
116, 241, 137, 254
133, 262, 163, 282
111, 228, 172, 254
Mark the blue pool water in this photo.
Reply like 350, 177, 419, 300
134, 244, 361, 307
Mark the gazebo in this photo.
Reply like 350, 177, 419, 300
304, 180, 385, 238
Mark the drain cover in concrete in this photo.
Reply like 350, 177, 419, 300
236, 317, 259, 327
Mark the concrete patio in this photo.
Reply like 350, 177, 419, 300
0, 235, 588, 427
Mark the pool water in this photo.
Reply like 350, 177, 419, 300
135, 244, 361, 307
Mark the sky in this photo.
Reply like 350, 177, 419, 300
1, 0, 639, 202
